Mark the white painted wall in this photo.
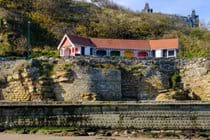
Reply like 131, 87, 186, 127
61, 48, 68, 57
155, 50, 162, 58
120, 50, 124, 57
107, 49, 110, 56
148, 51, 152, 57
75, 47, 81, 55
174, 49, 177, 57
60, 49, 64, 57
134, 50, 139, 57
85, 47, 91, 55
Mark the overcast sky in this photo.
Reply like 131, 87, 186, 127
112, 0, 210, 22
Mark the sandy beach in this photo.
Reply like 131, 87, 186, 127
0, 133, 181, 140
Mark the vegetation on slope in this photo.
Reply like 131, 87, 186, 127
0, 0, 209, 57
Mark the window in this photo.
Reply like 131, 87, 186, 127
90, 48, 93, 55
69, 49, 71, 55
168, 50, 175, 56
151, 50, 155, 57
75, 48, 79, 52
72, 48, 75, 53
138, 51, 148, 57
96, 50, 107, 56
110, 51, 121, 56
163, 49, 167, 57
124, 50, 134, 57
81, 47, 85, 55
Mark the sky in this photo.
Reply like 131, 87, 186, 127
112, 0, 210, 23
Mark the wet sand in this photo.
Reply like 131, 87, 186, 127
0, 133, 180, 140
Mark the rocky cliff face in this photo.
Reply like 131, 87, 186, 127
180, 59, 210, 100
0, 57, 209, 102
0, 58, 122, 102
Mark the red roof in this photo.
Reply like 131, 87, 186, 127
91, 38, 150, 50
64, 35, 179, 50
150, 39, 179, 50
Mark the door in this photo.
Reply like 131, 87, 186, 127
81, 47, 85, 55
124, 50, 134, 57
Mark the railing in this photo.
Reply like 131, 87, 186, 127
0, 100, 210, 106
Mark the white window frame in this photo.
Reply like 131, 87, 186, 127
167, 49, 176, 58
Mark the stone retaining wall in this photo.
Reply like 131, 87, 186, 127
1, 102, 210, 130
0, 57, 210, 101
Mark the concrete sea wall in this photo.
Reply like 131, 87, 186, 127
0, 102, 210, 130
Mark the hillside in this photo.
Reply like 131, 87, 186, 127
0, 0, 209, 57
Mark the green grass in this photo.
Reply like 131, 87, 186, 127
31, 49, 59, 58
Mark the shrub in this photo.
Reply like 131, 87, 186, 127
31, 48, 59, 58
171, 72, 181, 89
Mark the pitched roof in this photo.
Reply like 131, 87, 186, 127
59, 34, 179, 50
150, 38, 179, 50
68, 35, 95, 47
91, 38, 150, 50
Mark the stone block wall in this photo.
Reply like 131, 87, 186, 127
0, 102, 210, 130
54, 67, 121, 101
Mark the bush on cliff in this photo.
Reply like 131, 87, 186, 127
0, 76, 6, 87
156, 90, 201, 101
0, 0, 209, 57
171, 72, 181, 89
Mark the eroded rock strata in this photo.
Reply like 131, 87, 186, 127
0, 57, 209, 102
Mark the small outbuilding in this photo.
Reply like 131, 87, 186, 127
57, 34, 179, 58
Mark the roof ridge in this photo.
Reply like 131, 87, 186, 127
91, 37, 149, 41
149, 38, 179, 41
68, 34, 178, 41
67, 34, 90, 39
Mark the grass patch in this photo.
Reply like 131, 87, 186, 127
31, 48, 59, 58
197, 131, 210, 137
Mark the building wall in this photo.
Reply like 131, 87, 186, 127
153, 49, 177, 58
60, 38, 73, 57
155, 50, 162, 58
62, 38, 72, 48
84, 47, 91, 55
60, 43, 178, 58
